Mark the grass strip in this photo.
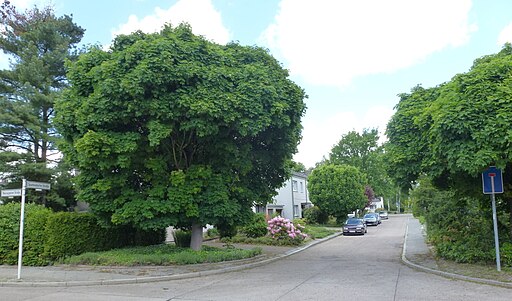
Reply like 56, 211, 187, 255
62, 244, 262, 266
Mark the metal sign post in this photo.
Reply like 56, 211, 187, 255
17, 179, 27, 280
1, 179, 52, 280
482, 166, 503, 272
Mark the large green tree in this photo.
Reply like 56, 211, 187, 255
55, 24, 306, 250
308, 164, 367, 222
0, 2, 84, 208
386, 43, 512, 239
328, 129, 393, 198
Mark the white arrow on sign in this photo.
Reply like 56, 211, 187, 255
26, 181, 51, 190
1, 189, 22, 197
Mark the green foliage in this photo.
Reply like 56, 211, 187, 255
329, 129, 393, 198
302, 225, 339, 239
241, 213, 268, 238
308, 164, 367, 222
205, 227, 219, 238
172, 230, 192, 248
387, 44, 512, 264
55, 23, 307, 242
0, 203, 52, 265
221, 235, 304, 247
0, 4, 84, 209
217, 222, 238, 239
411, 182, 510, 265
0, 205, 164, 265
303, 206, 329, 224
62, 244, 262, 266
43, 212, 164, 260
44, 212, 121, 260
501, 242, 512, 267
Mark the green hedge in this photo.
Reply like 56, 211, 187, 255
44, 212, 166, 260
0, 203, 165, 264
0, 203, 52, 265
44, 212, 125, 260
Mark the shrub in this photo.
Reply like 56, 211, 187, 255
172, 230, 191, 247
206, 227, 219, 238
45, 213, 106, 260
217, 223, 238, 239
241, 213, 268, 238
303, 206, 329, 225
42, 212, 154, 260
0, 203, 52, 265
132, 228, 166, 246
267, 216, 307, 243
500, 242, 512, 267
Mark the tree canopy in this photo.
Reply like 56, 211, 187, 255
386, 43, 512, 239
328, 129, 393, 198
0, 2, 84, 209
307, 164, 367, 222
55, 24, 306, 249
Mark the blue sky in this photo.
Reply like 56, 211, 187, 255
7, 0, 512, 168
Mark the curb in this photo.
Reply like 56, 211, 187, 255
0, 232, 343, 288
401, 223, 512, 289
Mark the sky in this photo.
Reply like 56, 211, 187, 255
5, 0, 512, 168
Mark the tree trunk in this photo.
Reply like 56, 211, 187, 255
190, 223, 203, 251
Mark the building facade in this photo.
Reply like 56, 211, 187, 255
255, 172, 311, 220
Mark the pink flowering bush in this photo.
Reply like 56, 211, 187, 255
267, 216, 308, 243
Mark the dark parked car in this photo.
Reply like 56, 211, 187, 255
343, 218, 367, 235
363, 213, 380, 226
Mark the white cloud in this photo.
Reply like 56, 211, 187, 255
261, 0, 476, 88
294, 105, 394, 168
498, 22, 512, 46
111, 0, 230, 44
10, 0, 35, 10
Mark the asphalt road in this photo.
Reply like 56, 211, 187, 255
1, 215, 511, 300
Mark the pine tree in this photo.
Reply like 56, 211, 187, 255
0, 1, 84, 208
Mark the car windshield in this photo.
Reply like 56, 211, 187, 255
364, 214, 373, 218
346, 219, 361, 225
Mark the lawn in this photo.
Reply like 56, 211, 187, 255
62, 244, 262, 266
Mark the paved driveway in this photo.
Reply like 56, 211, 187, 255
1, 215, 511, 300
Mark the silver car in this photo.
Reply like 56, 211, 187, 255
363, 213, 380, 226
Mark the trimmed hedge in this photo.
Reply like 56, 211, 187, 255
0, 203, 165, 265
44, 212, 166, 260
44, 212, 127, 260
0, 203, 52, 265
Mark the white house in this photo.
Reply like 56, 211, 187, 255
255, 172, 311, 220
366, 196, 385, 212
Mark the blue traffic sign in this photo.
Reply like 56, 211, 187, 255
482, 166, 503, 194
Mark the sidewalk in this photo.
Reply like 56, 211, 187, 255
0, 217, 510, 288
0, 235, 335, 287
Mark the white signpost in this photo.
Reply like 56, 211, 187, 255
1, 179, 51, 280
1, 189, 22, 197
26, 181, 51, 190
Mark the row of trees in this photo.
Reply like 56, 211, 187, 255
0, 3, 307, 250
386, 44, 512, 263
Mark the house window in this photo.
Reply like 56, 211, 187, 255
299, 181, 304, 193
293, 205, 299, 217
292, 180, 298, 191
255, 205, 265, 214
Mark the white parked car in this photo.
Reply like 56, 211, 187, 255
378, 211, 389, 220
